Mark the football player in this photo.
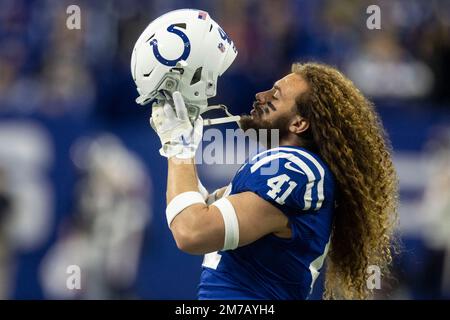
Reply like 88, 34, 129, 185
150, 62, 398, 300
132, 9, 398, 300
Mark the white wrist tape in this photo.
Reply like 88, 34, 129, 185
211, 198, 239, 250
166, 191, 205, 227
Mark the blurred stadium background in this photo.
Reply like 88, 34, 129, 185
0, 0, 449, 299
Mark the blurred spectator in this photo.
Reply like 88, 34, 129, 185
421, 127, 450, 297
40, 134, 151, 299
345, 32, 434, 99
0, 121, 53, 250
0, 121, 54, 298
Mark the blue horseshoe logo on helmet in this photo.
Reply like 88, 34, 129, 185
150, 24, 191, 67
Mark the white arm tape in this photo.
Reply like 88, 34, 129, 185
166, 191, 205, 227
211, 198, 239, 250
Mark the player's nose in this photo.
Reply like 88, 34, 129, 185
255, 91, 268, 104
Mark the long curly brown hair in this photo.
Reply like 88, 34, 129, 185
292, 62, 399, 299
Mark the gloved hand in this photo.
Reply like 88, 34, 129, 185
150, 91, 203, 159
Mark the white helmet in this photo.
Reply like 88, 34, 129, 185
131, 9, 240, 125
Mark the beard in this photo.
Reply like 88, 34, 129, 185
239, 111, 292, 148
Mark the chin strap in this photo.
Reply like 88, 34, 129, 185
201, 104, 241, 126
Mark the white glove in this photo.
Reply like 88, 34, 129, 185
150, 91, 203, 159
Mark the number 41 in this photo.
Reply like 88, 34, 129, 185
267, 174, 297, 205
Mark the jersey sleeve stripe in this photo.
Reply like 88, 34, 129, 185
274, 147, 326, 210
250, 152, 290, 173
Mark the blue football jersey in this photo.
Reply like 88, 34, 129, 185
198, 146, 336, 300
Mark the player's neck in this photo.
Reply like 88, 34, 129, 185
278, 133, 304, 148
277, 133, 317, 153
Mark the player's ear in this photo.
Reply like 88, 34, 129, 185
289, 115, 309, 135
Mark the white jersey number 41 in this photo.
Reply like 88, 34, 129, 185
266, 174, 297, 205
